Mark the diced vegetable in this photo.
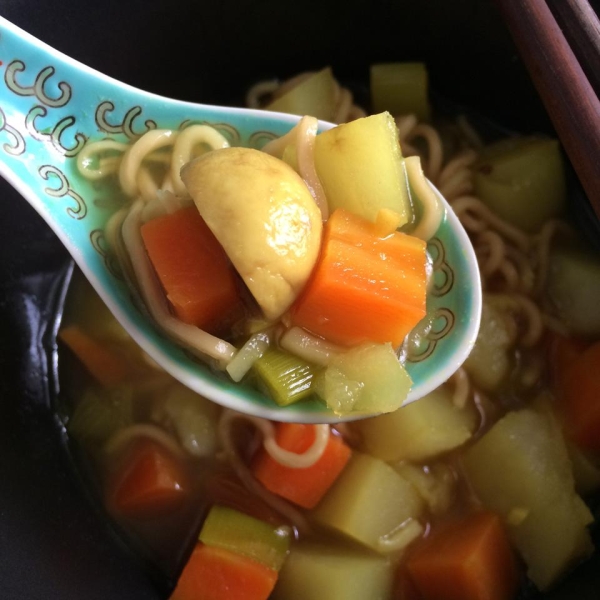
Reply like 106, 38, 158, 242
357, 387, 477, 462
462, 409, 594, 590
394, 463, 456, 515
199, 505, 291, 571
154, 384, 219, 458
68, 386, 133, 445
106, 438, 189, 520
546, 241, 600, 337
266, 68, 337, 122
474, 137, 566, 232
557, 340, 600, 453
272, 542, 394, 600
370, 62, 430, 121
313, 452, 424, 553
252, 423, 351, 509
172, 543, 277, 600
407, 512, 519, 600
463, 301, 514, 392
314, 112, 412, 224
252, 347, 319, 406
291, 208, 427, 347
140, 206, 242, 334
314, 342, 412, 415
59, 325, 143, 387
181, 148, 322, 321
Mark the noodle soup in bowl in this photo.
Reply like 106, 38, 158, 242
1, 1, 599, 600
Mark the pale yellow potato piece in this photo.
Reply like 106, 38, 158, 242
357, 387, 478, 462
314, 112, 411, 225
313, 452, 424, 553
181, 147, 322, 321
463, 409, 594, 590
272, 542, 394, 600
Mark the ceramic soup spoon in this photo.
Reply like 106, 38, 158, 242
0, 17, 481, 423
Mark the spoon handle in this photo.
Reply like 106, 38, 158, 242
0, 15, 305, 303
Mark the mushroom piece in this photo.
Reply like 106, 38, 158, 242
181, 147, 323, 321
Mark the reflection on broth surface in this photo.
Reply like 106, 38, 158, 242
58, 64, 599, 600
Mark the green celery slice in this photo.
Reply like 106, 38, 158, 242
199, 505, 291, 571
370, 62, 430, 121
252, 347, 318, 406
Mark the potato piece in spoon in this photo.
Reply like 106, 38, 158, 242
181, 147, 322, 321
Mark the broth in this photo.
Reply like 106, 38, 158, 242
57, 67, 600, 600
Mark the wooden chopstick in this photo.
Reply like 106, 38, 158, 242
493, 0, 600, 220
547, 0, 600, 98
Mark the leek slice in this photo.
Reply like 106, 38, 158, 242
199, 505, 291, 571
252, 347, 318, 406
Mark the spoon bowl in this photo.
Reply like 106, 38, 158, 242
0, 17, 481, 422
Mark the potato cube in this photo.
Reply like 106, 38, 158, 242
313, 452, 424, 553
462, 409, 594, 590
314, 112, 411, 224
272, 542, 393, 600
357, 387, 477, 462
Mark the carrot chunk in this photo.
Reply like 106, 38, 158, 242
60, 325, 134, 387
291, 208, 427, 347
559, 340, 600, 453
171, 543, 277, 600
407, 512, 519, 600
107, 438, 189, 520
141, 206, 243, 335
251, 423, 351, 509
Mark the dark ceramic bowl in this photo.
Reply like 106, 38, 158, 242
0, 1, 598, 599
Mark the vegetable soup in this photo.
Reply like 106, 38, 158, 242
59, 63, 600, 600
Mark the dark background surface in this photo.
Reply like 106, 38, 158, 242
0, 1, 598, 599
